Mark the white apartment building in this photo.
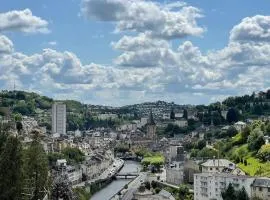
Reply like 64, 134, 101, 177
52, 103, 66, 135
194, 173, 254, 200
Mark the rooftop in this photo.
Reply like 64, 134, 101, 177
201, 159, 235, 168
252, 178, 270, 188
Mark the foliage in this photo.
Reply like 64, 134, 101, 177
144, 181, 151, 190
178, 184, 190, 200
237, 187, 249, 200
241, 126, 251, 143
62, 147, 85, 164
183, 109, 188, 120
226, 108, 240, 123
170, 109, 175, 120
164, 123, 182, 137
155, 187, 161, 194
23, 134, 49, 200
222, 184, 249, 200
197, 147, 218, 159
141, 155, 165, 171
257, 144, 270, 162
151, 181, 158, 189
0, 136, 24, 200
47, 152, 66, 167
134, 148, 148, 158
114, 144, 130, 154
247, 128, 265, 152
73, 187, 91, 200
221, 183, 237, 200
197, 140, 206, 150
226, 126, 238, 137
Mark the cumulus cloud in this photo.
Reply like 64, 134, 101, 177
1, 8, 270, 105
0, 35, 13, 54
230, 15, 270, 43
230, 15, 270, 42
0, 9, 49, 33
81, 0, 204, 39
112, 33, 169, 51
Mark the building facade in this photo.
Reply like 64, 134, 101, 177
251, 178, 270, 200
166, 161, 184, 185
52, 103, 66, 135
194, 173, 254, 200
201, 159, 236, 173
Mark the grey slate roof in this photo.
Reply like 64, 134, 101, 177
252, 178, 270, 187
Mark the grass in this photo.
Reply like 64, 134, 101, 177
232, 144, 270, 176
142, 155, 165, 165
238, 157, 263, 176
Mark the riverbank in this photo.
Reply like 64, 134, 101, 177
91, 161, 141, 200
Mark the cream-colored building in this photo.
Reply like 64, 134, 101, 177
201, 159, 236, 173
251, 178, 270, 200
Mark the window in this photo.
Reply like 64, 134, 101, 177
210, 168, 213, 170
268, 188, 270, 192
259, 187, 262, 191
216, 168, 219, 170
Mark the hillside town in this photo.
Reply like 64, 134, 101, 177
0, 90, 270, 200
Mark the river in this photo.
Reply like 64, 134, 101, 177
90, 161, 141, 200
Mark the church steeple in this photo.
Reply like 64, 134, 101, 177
148, 110, 155, 125
146, 110, 156, 140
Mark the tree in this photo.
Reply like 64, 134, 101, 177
151, 181, 158, 189
183, 109, 188, 120
0, 136, 24, 200
241, 126, 251, 143
16, 121, 23, 134
62, 147, 85, 164
226, 108, 240, 123
24, 133, 49, 200
197, 147, 218, 159
253, 104, 263, 115
226, 126, 238, 137
221, 183, 236, 200
178, 184, 189, 200
247, 128, 265, 152
144, 181, 151, 190
197, 140, 206, 150
170, 108, 175, 120
257, 144, 270, 161
237, 187, 249, 200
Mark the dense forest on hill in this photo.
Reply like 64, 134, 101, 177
0, 89, 269, 132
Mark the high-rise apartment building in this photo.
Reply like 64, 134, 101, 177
52, 103, 66, 135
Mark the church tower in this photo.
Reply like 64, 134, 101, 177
147, 110, 156, 140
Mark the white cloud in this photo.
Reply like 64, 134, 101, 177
230, 15, 270, 43
48, 41, 58, 46
0, 9, 49, 33
0, 35, 13, 54
1, 9, 270, 105
112, 33, 169, 51
81, 0, 204, 39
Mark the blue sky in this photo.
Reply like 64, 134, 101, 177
0, 0, 269, 106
